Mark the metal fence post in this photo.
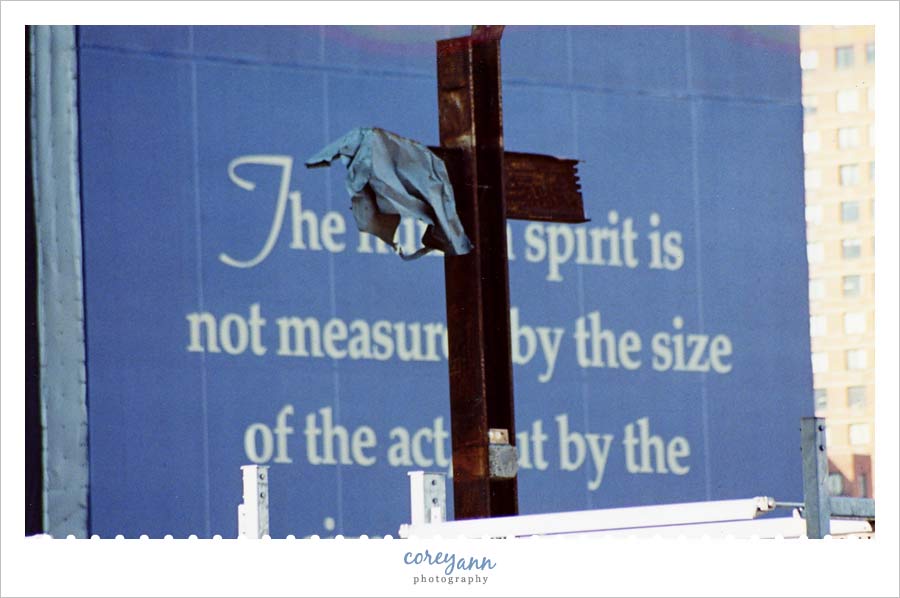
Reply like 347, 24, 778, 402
238, 465, 269, 538
408, 471, 447, 526
801, 417, 830, 538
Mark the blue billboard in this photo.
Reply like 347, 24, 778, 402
77, 25, 811, 538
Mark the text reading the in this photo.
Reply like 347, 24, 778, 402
243, 406, 691, 490
216, 155, 686, 283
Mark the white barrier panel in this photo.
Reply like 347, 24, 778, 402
399, 494, 873, 539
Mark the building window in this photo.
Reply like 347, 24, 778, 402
841, 200, 860, 222
807, 242, 825, 263
826, 472, 843, 495
812, 352, 829, 373
839, 164, 859, 186
801, 50, 819, 70
803, 131, 821, 153
858, 473, 869, 498
869, 124, 875, 147
837, 127, 860, 149
848, 423, 871, 446
809, 278, 825, 300
814, 388, 828, 411
844, 311, 866, 334
865, 42, 874, 63
806, 205, 822, 225
837, 89, 859, 113
802, 94, 818, 116
842, 238, 862, 259
846, 348, 867, 370
810, 315, 827, 337
868, 86, 875, 111
805, 169, 822, 190
835, 45, 854, 68
869, 161, 875, 182
842, 274, 862, 297
847, 385, 866, 409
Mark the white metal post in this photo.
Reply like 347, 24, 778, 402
408, 471, 447, 526
238, 465, 269, 538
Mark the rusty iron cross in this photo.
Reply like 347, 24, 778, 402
432, 26, 585, 520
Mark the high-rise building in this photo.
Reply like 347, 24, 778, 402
801, 25, 875, 499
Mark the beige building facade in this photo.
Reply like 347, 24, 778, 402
801, 25, 875, 498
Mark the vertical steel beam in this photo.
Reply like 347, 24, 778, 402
437, 32, 518, 519
801, 417, 830, 538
